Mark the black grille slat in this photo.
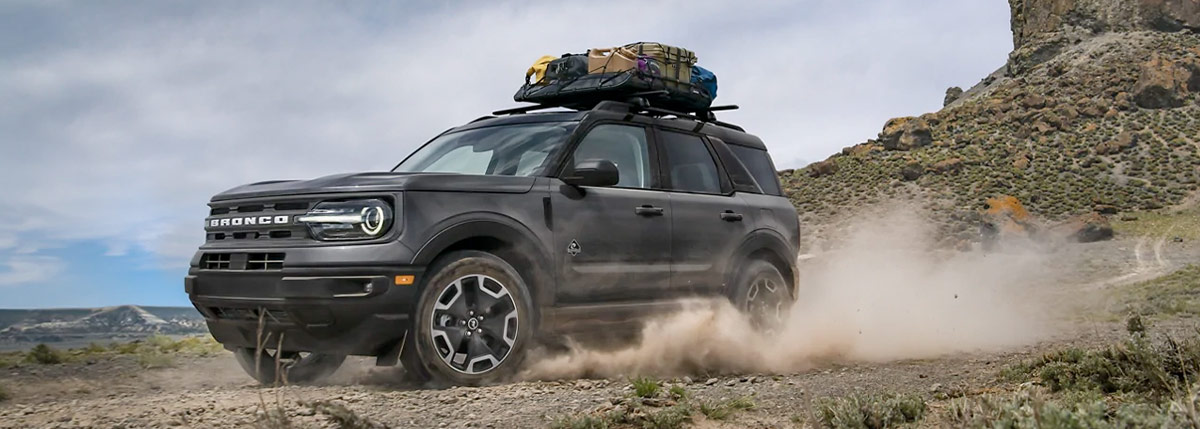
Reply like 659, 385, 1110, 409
246, 253, 285, 270
202, 253, 231, 270
200, 252, 284, 271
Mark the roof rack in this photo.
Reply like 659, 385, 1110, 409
491, 94, 743, 131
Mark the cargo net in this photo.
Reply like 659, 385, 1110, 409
516, 42, 714, 113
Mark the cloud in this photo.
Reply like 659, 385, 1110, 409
0, 0, 1014, 275
0, 255, 64, 286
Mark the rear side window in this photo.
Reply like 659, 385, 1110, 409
728, 145, 783, 196
659, 131, 722, 194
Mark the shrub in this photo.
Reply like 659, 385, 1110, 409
0, 382, 10, 402
25, 344, 65, 365
82, 342, 108, 355
303, 400, 388, 429
815, 393, 926, 429
136, 350, 175, 369
631, 377, 661, 398
699, 396, 755, 421
1004, 332, 1200, 399
948, 391, 1179, 428
668, 385, 687, 400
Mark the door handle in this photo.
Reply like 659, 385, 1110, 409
635, 205, 665, 216
720, 210, 743, 222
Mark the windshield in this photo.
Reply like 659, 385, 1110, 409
393, 122, 577, 176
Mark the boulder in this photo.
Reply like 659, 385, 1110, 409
1142, 0, 1200, 32
931, 158, 964, 174
879, 117, 933, 151
1079, 102, 1105, 118
1021, 94, 1047, 109
1094, 204, 1119, 215
1052, 213, 1114, 243
807, 159, 838, 178
944, 87, 964, 107
1095, 131, 1139, 154
1012, 152, 1032, 170
899, 161, 924, 181
1133, 55, 1194, 109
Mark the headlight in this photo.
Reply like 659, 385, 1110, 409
297, 199, 393, 241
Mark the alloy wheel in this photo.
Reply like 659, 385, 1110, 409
429, 274, 519, 375
745, 274, 787, 332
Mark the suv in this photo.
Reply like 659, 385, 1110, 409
186, 100, 800, 385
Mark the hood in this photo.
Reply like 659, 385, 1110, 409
212, 172, 537, 202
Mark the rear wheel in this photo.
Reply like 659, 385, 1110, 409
233, 348, 345, 385
403, 250, 534, 386
733, 259, 792, 333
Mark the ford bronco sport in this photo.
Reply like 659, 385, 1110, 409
186, 100, 800, 385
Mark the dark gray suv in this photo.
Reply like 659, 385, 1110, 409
186, 100, 800, 385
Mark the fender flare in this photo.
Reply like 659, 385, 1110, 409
725, 228, 798, 298
410, 213, 554, 308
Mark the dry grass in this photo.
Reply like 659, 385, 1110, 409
813, 393, 926, 429
1112, 206, 1200, 240
552, 381, 756, 429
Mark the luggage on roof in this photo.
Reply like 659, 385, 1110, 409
516, 42, 716, 112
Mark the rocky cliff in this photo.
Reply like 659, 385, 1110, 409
786, 0, 1200, 247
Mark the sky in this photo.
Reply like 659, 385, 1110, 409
0, 0, 1014, 309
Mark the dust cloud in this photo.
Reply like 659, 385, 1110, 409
520, 208, 1063, 380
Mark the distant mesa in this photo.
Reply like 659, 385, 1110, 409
0, 305, 206, 346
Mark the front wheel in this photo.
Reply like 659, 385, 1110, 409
233, 348, 345, 385
733, 259, 793, 333
403, 250, 535, 386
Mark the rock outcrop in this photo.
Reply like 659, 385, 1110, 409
1132, 54, 1199, 108
1008, 0, 1200, 72
787, 0, 1200, 247
879, 117, 933, 151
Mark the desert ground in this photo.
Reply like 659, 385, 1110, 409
3, 210, 1200, 428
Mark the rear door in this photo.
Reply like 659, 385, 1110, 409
656, 129, 751, 296
551, 123, 673, 304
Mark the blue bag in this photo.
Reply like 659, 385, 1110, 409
691, 66, 718, 99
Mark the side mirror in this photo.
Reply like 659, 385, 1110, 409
562, 159, 620, 188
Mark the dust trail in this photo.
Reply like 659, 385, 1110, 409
521, 208, 1063, 380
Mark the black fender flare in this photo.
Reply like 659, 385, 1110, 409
410, 213, 554, 309
725, 228, 798, 299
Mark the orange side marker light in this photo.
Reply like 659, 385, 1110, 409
394, 275, 415, 286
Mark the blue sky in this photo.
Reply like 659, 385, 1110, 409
0, 0, 1013, 308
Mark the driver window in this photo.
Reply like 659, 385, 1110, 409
571, 124, 651, 189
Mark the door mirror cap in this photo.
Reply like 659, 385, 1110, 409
563, 159, 620, 188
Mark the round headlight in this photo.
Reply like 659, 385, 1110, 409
361, 206, 386, 235
297, 199, 393, 241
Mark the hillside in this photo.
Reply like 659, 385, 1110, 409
0, 306, 204, 347
785, 0, 1200, 247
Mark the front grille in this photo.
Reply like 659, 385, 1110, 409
208, 307, 291, 322
205, 200, 313, 243
200, 252, 285, 271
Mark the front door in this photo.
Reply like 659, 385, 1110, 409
551, 124, 672, 304
656, 129, 750, 295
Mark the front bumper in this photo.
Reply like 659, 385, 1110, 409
187, 265, 423, 356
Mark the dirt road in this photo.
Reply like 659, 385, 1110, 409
2, 236, 1198, 428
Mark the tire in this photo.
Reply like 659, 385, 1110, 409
233, 348, 345, 385
402, 250, 535, 386
732, 259, 793, 333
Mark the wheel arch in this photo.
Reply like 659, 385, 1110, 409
727, 229, 798, 298
411, 217, 553, 313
